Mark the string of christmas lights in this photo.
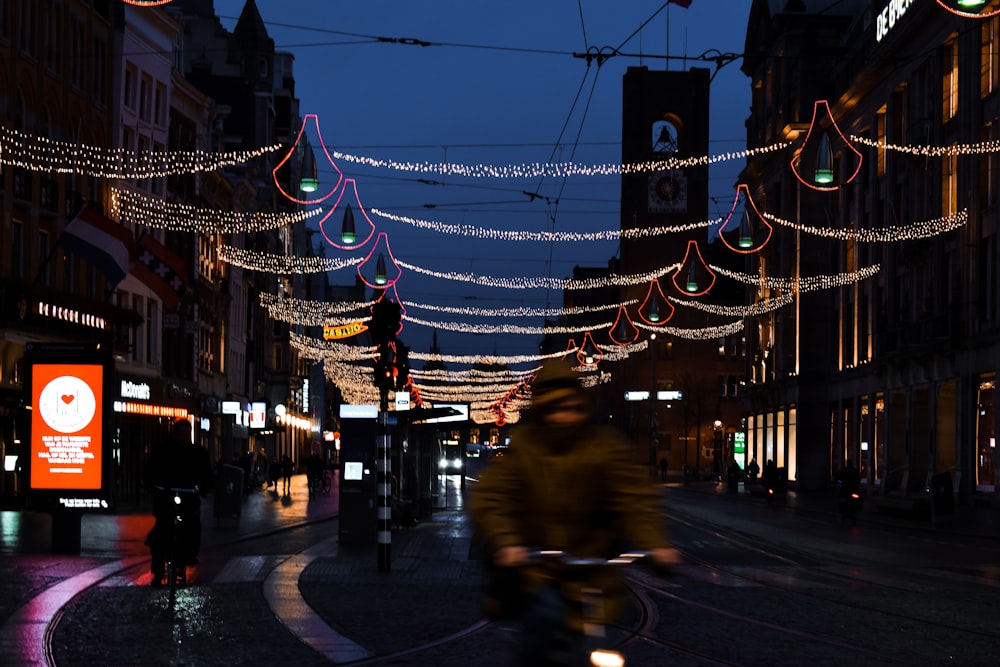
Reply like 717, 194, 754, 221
634, 319, 745, 339
110, 187, 320, 233
403, 313, 613, 336
710, 264, 882, 291
0, 125, 279, 179
217, 245, 362, 274
762, 209, 968, 241
328, 142, 789, 178
371, 208, 718, 239
397, 260, 680, 290
669, 291, 795, 317
405, 298, 639, 318
260, 293, 375, 323
851, 135, 1000, 157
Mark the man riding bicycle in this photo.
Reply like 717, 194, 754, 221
143, 419, 215, 587
471, 358, 680, 665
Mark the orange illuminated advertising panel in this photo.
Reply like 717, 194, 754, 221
30, 362, 105, 490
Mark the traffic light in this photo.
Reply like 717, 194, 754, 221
369, 298, 402, 345
374, 341, 395, 394
395, 343, 410, 391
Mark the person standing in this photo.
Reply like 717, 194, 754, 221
143, 418, 214, 587
280, 454, 294, 496
305, 447, 324, 498
470, 358, 680, 666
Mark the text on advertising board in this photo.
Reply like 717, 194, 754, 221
30, 363, 104, 490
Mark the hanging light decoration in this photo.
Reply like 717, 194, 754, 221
299, 142, 319, 193
637, 279, 674, 326
374, 254, 388, 286
576, 331, 603, 366
790, 100, 862, 192
814, 132, 834, 185
317, 178, 377, 250
718, 184, 773, 254
340, 204, 356, 244
608, 306, 640, 346
936, 0, 1000, 18
272, 113, 343, 205
562, 338, 578, 361
672, 240, 716, 296
358, 232, 402, 289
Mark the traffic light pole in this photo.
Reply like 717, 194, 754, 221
377, 390, 391, 572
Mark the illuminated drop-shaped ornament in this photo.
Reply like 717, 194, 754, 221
576, 331, 603, 367
358, 232, 402, 289
671, 240, 716, 297
317, 178, 376, 251
299, 142, 319, 193
609, 306, 640, 346
936, 0, 1000, 18
340, 204, 356, 244
562, 338, 578, 361
272, 113, 344, 205
790, 100, 862, 192
718, 184, 773, 254
638, 279, 674, 326
814, 132, 834, 185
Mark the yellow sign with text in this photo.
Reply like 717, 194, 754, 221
324, 321, 367, 340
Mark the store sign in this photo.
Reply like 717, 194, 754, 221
323, 321, 367, 340
120, 379, 151, 400
875, 0, 914, 43
25, 343, 113, 510
249, 401, 267, 429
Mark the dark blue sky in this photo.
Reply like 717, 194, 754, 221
212, 0, 753, 360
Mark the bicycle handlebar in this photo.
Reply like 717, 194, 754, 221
154, 485, 201, 495
526, 550, 649, 567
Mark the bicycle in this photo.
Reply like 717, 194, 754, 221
153, 485, 201, 599
520, 549, 648, 667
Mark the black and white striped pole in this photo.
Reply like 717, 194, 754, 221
376, 404, 391, 572
370, 296, 402, 573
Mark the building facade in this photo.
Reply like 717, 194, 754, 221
742, 0, 1000, 512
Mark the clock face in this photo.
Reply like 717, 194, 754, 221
648, 170, 687, 213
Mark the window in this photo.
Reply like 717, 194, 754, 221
983, 16, 1000, 98
133, 296, 144, 363
942, 151, 958, 217
139, 74, 152, 121
982, 121, 999, 209
146, 299, 157, 364
124, 65, 137, 110
11, 220, 24, 278
19, 0, 34, 56
44, 3, 59, 72
942, 37, 959, 122
875, 106, 887, 177
93, 37, 107, 102
154, 83, 166, 126
69, 15, 83, 87
36, 229, 49, 285
272, 343, 284, 371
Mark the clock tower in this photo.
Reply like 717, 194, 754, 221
620, 66, 710, 275
609, 66, 722, 470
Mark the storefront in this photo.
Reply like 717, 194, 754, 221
112, 374, 195, 506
